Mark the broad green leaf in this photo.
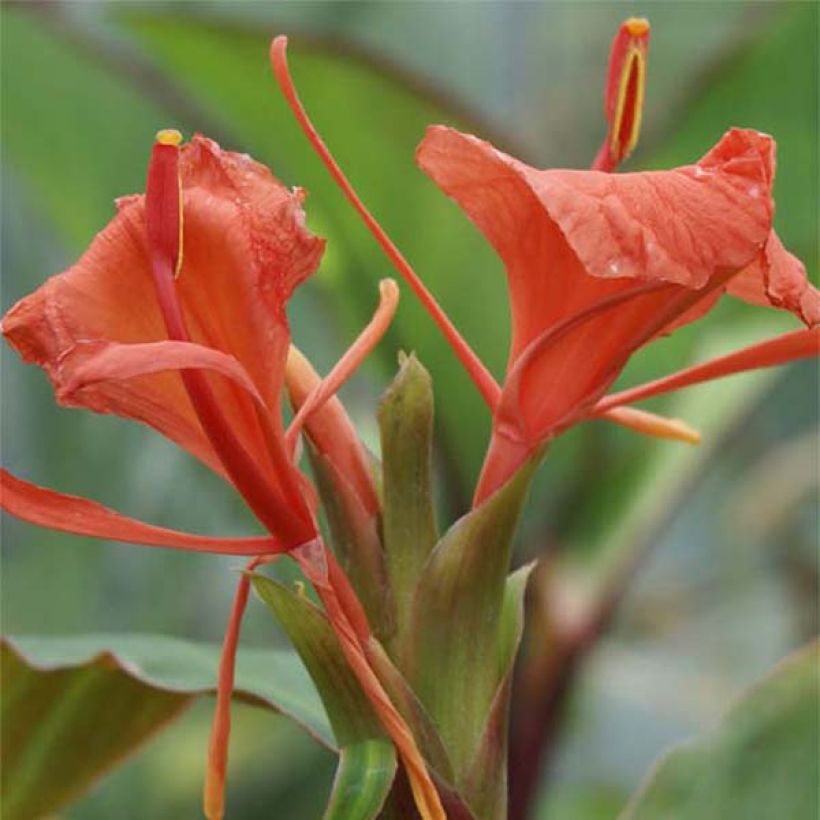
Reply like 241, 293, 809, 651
408, 457, 539, 781
379, 353, 438, 659
250, 572, 382, 747
324, 739, 397, 820
1, 633, 333, 820
462, 563, 534, 820
621, 642, 820, 820
1, 10, 168, 251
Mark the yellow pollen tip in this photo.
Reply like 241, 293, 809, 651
625, 17, 650, 37
156, 128, 183, 147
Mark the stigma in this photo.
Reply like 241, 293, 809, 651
624, 17, 649, 37
156, 128, 183, 147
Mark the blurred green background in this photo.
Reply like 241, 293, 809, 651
1, 1, 817, 818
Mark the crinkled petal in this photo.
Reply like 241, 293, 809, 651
417, 126, 775, 365
728, 231, 820, 327
0, 469, 282, 555
3, 135, 324, 475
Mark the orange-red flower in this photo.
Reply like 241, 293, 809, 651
416, 124, 819, 502
3, 132, 323, 547
270, 25, 819, 510
1, 131, 443, 820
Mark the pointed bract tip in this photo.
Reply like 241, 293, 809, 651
156, 128, 183, 147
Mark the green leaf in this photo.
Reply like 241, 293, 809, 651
462, 563, 534, 820
407, 457, 539, 782
323, 739, 397, 820
1, 10, 169, 250
250, 572, 383, 747
364, 638, 454, 784
252, 571, 470, 813
307, 442, 394, 643
1, 633, 333, 820
621, 642, 820, 820
379, 353, 438, 659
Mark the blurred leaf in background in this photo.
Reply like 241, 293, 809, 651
1, 2, 816, 818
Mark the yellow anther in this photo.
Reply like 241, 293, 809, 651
156, 128, 183, 147
294, 580, 307, 597
625, 17, 650, 37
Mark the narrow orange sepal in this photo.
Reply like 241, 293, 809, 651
204, 555, 275, 820
595, 328, 820, 412
286, 345, 380, 515
203, 573, 252, 820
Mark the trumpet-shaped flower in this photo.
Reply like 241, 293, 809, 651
417, 124, 819, 501
1, 132, 442, 820
270, 25, 819, 508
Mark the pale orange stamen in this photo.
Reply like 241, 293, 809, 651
602, 406, 701, 444
285, 278, 399, 454
270, 36, 501, 412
